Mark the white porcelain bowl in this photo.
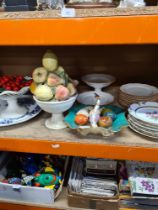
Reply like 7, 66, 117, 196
82, 74, 116, 91
34, 95, 77, 129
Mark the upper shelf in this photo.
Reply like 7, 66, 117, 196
1, 7, 158, 45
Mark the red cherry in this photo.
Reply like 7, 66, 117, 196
5, 86, 12, 90
13, 87, 19, 91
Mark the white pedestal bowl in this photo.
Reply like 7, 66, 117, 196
0, 87, 29, 119
33, 95, 78, 130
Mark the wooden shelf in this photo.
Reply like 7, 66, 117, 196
0, 111, 158, 162
1, 7, 158, 45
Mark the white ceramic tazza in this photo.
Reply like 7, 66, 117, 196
82, 74, 115, 93
0, 87, 29, 118
34, 94, 78, 130
77, 91, 114, 105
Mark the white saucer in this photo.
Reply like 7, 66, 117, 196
0, 98, 41, 127
77, 91, 114, 105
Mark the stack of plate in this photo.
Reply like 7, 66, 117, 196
128, 102, 158, 139
118, 83, 158, 108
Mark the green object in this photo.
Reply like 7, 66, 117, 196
35, 173, 60, 187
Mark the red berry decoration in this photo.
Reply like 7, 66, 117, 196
0, 75, 32, 92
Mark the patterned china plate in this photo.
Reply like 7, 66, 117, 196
129, 123, 158, 139
128, 114, 158, 131
0, 98, 41, 127
128, 118, 158, 135
128, 102, 158, 126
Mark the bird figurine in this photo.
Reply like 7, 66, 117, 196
89, 94, 101, 128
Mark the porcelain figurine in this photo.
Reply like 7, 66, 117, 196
89, 95, 101, 128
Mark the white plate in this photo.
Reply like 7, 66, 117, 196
128, 102, 158, 126
120, 83, 158, 97
77, 91, 114, 105
0, 98, 41, 127
128, 118, 158, 135
129, 123, 158, 139
128, 114, 158, 131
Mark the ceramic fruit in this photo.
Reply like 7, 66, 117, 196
101, 108, 116, 121
34, 84, 54, 101
55, 85, 70, 101
76, 108, 90, 117
67, 83, 77, 96
75, 114, 88, 125
30, 82, 37, 94
32, 50, 77, 103
32, 67, 47, 83
47, 73, 64, 87
101, 108, 112, 116
55, 66, 65, 75
98, 116, 112, 128
42, 50, 58, 72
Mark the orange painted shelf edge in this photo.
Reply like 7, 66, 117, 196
1, 14, 158, 45
1, 137, 158, 162
0, 202, 62, 210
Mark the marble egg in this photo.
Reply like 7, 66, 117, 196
101, 108, 116, 121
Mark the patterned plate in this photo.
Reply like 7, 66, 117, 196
128, 114, 158, 131
129, 123, 158, 139
128, 102, 158, 126
0, 98, 41, 127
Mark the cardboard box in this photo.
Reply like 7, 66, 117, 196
68, 188, 119, 210
0, 154, 67, 205
0, 182, 55, 204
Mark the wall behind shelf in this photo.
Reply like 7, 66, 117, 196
0, 45, 158, 85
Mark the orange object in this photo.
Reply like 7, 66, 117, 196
98, 116, 112, 127
75, 114, 88, 125
1, 15, 158, 45
0, 137, 158, 163
0, 203, 63, 210
30, 82, 37, 94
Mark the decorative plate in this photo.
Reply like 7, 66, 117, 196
128, 114, 158, 131
120, 83, 158, 97
65, 104, 128, 137
77, 91, 114, 106
129, 123, 158, 139
0, 97, 41, 127
128, 102, 158, 126
128, 119, 158, 136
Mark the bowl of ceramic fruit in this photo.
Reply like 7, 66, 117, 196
31, 50, 78, 130
65, 96, 128, 137
0, 75, 32, 118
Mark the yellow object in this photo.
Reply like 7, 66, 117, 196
44, 167, 54, 173
30, 82, 37, 94
34, 84, 53, 101
44, 185, 55, 189
42, 50, 58, 72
